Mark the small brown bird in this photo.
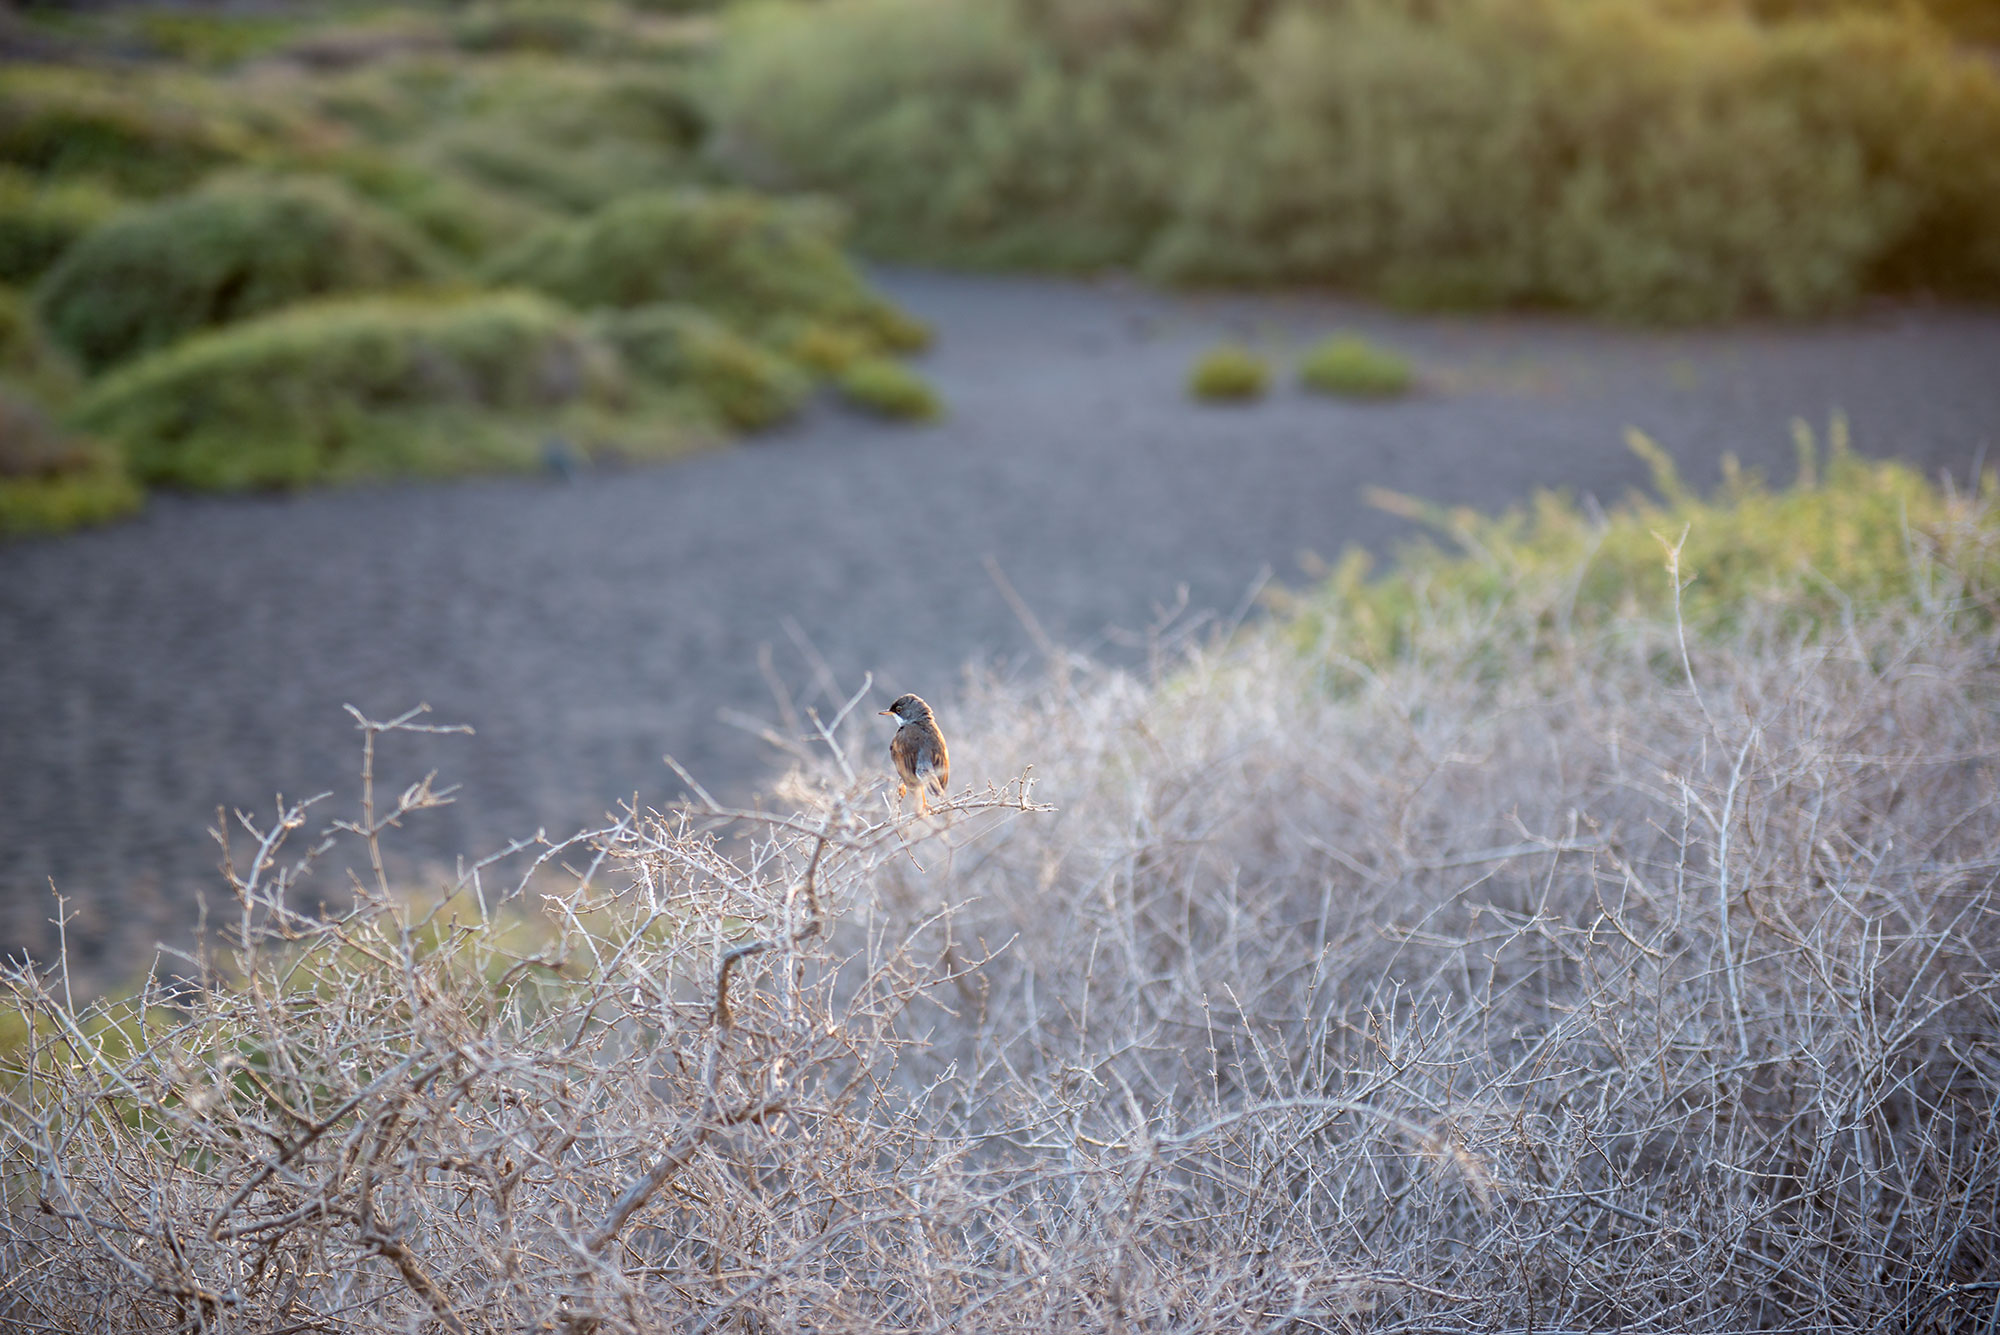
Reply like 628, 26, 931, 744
881, 693, 949, 814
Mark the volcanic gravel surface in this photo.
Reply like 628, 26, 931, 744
4, 270, 1998, 980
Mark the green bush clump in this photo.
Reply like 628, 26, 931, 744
0, 65, 293, 196
1188, 345, 1268, 402
0, 388, 141, 537
487, 188, 918, 335
837, 357, 942, 420
598, 304, 808, 430
35, 175, 449, 373
0, 169, 122, 285
713, 0, 2000, 319
74, 293, 632, 490
0, 286, 79, 405
711, 0, 1173, 269
1294, 416, 1996, 665
1298, 334, 1414, 399
332, 152, 557, 262
453, 2, 635, 55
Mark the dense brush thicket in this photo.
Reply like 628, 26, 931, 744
35, 174, 449, 373
6, 450, 1996, 1330
0, 3, 938, 531
713, 0, 2000, 319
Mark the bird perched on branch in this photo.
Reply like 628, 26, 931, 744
881, 693, 949, 814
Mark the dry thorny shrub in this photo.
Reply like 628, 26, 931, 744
4, 517, 2000, 1332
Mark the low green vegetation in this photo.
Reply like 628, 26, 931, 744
73, 294, 642, 490
713, 0, 2000, 319
0, 170, 122, 285
1187, 344, 1269, 402
1298, 334, 1414, 399
0, 388, 141, 537
1289, 417, 1997, 663
487, 189, 903, 340
836, 356, 942, 420
36, 174, 449, 373
0, 2, 931, 533
598, 304, 810, 430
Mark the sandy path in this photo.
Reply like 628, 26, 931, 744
3, 270, 1997, 976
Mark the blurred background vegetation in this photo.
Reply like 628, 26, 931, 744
2, 0, 1996, 534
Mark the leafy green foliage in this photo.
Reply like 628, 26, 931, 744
1297, 334, 1413, 399
487, 188, 918, 336
713, 0, 2000, 319
0, 64, 312, 197
35, 175, 449, 373
837, 357, 942, 420
598, 304, 809, 430
1188, 345, 1268, 401
1287, 417, 1999, 666
0, 285, 78, 405
73, 293, 644, 490
0, 168, 122, 285
0, 387, 139, 538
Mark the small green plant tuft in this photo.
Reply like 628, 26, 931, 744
1188, 344, 1269, 402
1298, 334, 1414, 399
837, 357, 942, 421
36, 175, 450, 373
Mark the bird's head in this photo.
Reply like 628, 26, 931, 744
880, 693, 931, 724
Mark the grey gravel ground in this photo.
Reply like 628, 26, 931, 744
4, 269, 1998, 982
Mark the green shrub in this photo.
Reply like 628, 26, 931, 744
332, 152, 557, 262
0, 387, 140, 537
0, 286, 78, 405
453, 2, 633, 55
713, 0, 2000, 319
778, 319, 872, 373
313, 58, 709, 216
0, 168, 122, 285
710, 0, 1173, 269
74, 293, 631, 490
36, 175, 449, 373
486, 188, 917, 334
837, 357, 942, 420
1293, 416, 1997, 664
1297, 334, 1413, 399
132, 13, 306, 67
598, 304, 808, 430
0, 65, 291, 196
1188, 345, 1268, 402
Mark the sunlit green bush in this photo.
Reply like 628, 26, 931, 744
74, 293, 638, 490
1297, 334, 1413, 399
0, 64, 313, 196
35, 174, 449, 373
598, 304, 809, 430
0, 169, 122, 285
0, 286, 79, 405
837, 356, 942, 420
487, 188, 918, 334
1287, 417, 1999, 664
713, 0, 2000, 318
1188, 344, 1268, 401
711, 0, 1175, 269
0, 387, 140, 538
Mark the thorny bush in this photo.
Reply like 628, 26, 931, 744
5, 481, 1999, 1331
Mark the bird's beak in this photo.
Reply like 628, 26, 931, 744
878, 708, 893, 717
